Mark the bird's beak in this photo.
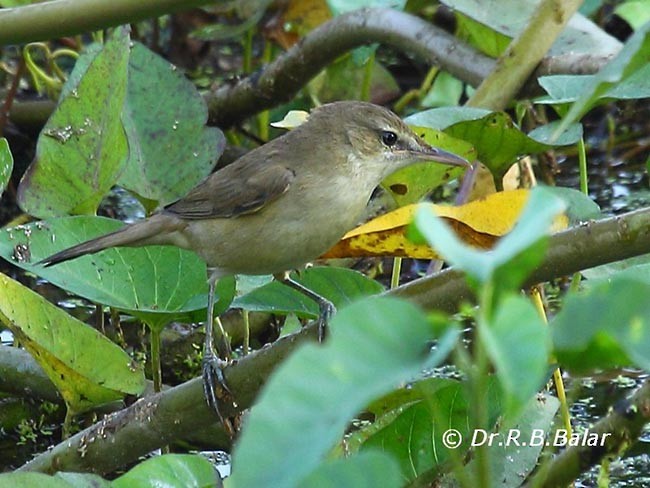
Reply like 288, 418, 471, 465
416, 146, 470, 168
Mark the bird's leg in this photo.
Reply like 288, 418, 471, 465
279, 272, 336, 341
202, 270, 234, 435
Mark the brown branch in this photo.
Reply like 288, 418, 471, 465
17, 206, 650, 476
205, 8, 495, 128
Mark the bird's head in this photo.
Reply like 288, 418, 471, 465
308, 101, 469, 181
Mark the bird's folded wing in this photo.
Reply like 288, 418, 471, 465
164, 162, 295, 219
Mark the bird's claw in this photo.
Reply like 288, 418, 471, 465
202, 349, 235, 437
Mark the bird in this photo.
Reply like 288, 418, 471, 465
39, 100, 468, 429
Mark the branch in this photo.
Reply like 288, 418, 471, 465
393, 207, 650, 312
526, 379, 650, 488
0, 346, 60, 403
0, 0, 221, 46
205, 8, 496, 128
18, 206, 650, 475
205, 8, 613, 128
19, 325, 314, 474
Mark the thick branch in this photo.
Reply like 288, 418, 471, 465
0, 0, 220, 46
18, 207, 650, 475
393, 207, 650, 311
206, 8, 495, 128
0, 346, 60, 403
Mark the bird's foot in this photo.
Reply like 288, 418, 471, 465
202, 349, 236, 437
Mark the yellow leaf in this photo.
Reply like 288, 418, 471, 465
321, 189, 568, 259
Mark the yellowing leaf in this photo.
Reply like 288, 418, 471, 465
321, 189, 568, 259
0, 273, 145, 413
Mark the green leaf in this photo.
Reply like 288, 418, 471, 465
481, 294, 551, 416
537, 64, 650, 105
299, 451, 401, 488
0, 273, 145, 414
442, 0, 621, 57
406, 108, 576, 178
541, 186, 601, 224
0, 138, 12, 197
421, 71, 464, 108
553, 21, 650, 138
414, 186, 565, 288
527, 121, 583, 147
454, 393, 560, 488
552, 277, 650, 372
455, 11, 511, 57
0, 454, 216, 487
17, 28, 130, 218
233, 266, 384, 318
582, 256, 650, 283
0, 472, 106, 488
356, 378, 501, 483
311, 53, 399, 104
119, 43, 225, 207
112, 454, 218, 488
0, 216, 207, 314
228, 297, 459, 488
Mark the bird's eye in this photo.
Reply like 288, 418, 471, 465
381, 130, 398, 147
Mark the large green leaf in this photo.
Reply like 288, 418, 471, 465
17, 29, 130, 218
300, 451, 401, 488
553, 20, 650, 138
233, 266, 384, 318
0, 472, 103, 488
537, 64, 650, 105
552, 277, 650, 372
0, 216, 207, 315
0, 273, 145, 414
0, 138, 12, 197
355, 378, 501, 483
454, 393, 560, 488
112, 454, 218, 488
406, 108, 580, 178
228, 297, 459, 488
0, 454, 215, 487
119, 43, 225, 207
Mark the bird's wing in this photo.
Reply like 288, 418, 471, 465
164, 160, 295, 219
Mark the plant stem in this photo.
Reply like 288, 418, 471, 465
472, 281, 494, 488
390, 257, 402, 289
578, 137, 588, 195
149, 327, 162, 393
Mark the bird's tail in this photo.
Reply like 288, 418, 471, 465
39, 213, 183, 267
